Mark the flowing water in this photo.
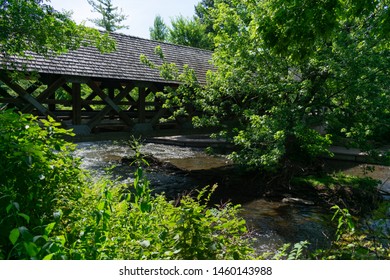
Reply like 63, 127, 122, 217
73, 140, 389, 254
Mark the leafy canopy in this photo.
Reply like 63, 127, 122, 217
155, 0, 390, 171
149, 14, 214, 50
0, 0, 115, 56
149, 15, 168, 42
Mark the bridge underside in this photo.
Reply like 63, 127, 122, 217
0, 72, 190, 135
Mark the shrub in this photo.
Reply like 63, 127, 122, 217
65, 159, 255, 260
0, 110, 84, 259
0, 110, 255, 259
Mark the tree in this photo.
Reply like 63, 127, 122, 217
148, 15, 214, 50
87, 0, 128, 32
168, 16, 213, 50
169, 16, 212, 49
149, 15, 168, 42
0, 0, 115, 56
159, 0, 389, 172
200, 0, 390, 170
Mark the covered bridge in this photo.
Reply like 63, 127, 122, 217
0, 32, 213, 135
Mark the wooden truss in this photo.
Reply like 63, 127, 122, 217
0, 72, 181, 134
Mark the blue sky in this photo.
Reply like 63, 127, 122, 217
49, 0, 200, 39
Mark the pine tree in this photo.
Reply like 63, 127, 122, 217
87, 0, 128, 32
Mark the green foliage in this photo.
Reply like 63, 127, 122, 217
199, 0, 389, 170
314, 205, 390, 259
150, 15, 168, 42
148, 0, 389, 172
271, 241, 311, 260
0, 112, 254, 259
87, 0, 128, 32
168, 16, 214, 50
0, 0, 115, 56
149, 14, 214, 50
0, 110, 84, 259
54, 158, 255, 260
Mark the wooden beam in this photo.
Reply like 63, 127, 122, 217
22, 77, 66, 113
139, 87, 146, 123
72, 83, 82, 125
0, 87, 24, 109
86, 81, 135, 128
108, 86, 115, 119
62, 83, 95, 111
0, 74, 60, 121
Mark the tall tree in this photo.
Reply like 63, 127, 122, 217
200, 0, 390, 170
87, 0, 128, 32
0, 0, 114, 56
168, 16, 213, 50
159, 0, 389, 172
149, 15, 168, 42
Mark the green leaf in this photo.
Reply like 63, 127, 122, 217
12, 202, 20, 212
43, 253, 54, 260
24, 242, 39, 257
44, 222, 56, 236
9, 228, 20, 245
18, 213, 30, 224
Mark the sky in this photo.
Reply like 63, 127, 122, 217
49, 0, 200, 39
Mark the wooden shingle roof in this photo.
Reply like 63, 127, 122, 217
1, 33, 213, 85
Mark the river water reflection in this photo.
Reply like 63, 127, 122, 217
75, 140, 336, 253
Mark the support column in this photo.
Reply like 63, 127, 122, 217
139, 87, 146, 123
72, 82, 81, 125
108, 86, 115, 119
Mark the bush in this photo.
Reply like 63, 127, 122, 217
0, 110, 254, 259
0, 110, 84, 259
65, 175, 254, 260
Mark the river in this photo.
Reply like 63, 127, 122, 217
73, 140, 389, 254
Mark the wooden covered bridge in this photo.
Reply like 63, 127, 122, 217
0, 33, 213, 135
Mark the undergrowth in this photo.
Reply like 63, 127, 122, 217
1, 110, 388, 260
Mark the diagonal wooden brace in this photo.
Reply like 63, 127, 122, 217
86, 81, 135, 128
0, 74, 61, 122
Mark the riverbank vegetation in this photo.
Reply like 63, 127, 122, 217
1, 110, 389, 259
0, 110, 254, 259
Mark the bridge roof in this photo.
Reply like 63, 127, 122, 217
1, 33, 213, 85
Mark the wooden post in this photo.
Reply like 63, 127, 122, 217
139, 87, 146, 123
72, 82, 81, 125
108, 86, 115, 119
